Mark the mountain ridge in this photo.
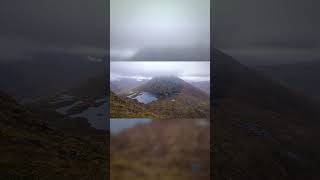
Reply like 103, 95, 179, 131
256, 59, 320, 100
213, 48, 320, 180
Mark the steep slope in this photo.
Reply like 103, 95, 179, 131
256, 59, 320, 100
213, 49, 320, 180
0, 91, 106, 179
188, 81, 210, 94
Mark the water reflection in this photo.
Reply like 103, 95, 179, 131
110, 118, 153, 134
70, 102, 108, 130
127, 92, 158, 104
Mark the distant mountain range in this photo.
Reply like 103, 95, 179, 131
213, 48, 320, 179
256, 59, 320, 100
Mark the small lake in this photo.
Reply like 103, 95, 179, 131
110, 118, 153, 134
71, 101, 108, 130
128, 92, 158, 104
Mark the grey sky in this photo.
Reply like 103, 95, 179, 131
0, 0, 107, 60
111, 61, 210, 81
213, 0, 320, 65
1, 0, 319, 64
0, 0, 210, 61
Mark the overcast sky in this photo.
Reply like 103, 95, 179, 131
1, 0, 319, 64
111, 61, 210, 82
111, 0, 210, 61
213, 0, 320, 65
0, 0, 108, 60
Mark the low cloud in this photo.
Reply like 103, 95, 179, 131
111, 61, 210, 82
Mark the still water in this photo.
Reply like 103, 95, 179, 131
110, 118, 153, 134
127, 92, 158, 104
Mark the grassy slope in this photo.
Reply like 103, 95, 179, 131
110, 91, 158, 118
145, 87, 210, 119
0, 91, 107, 179
110, 87, 210, 119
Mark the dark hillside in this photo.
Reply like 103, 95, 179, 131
213, 49, 320, 180
0, 91, 107, 179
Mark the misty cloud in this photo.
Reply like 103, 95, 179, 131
111, 61, 210, 81
111, 0, 210, 61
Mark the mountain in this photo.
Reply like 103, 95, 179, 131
110, 76, 210, 119
137, 76, 186, 96
0, 52, 105, 101
213, 49, 320, 179
0, 91, 106, 179
256, 59, 320, 100
133, 76, 210, 119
